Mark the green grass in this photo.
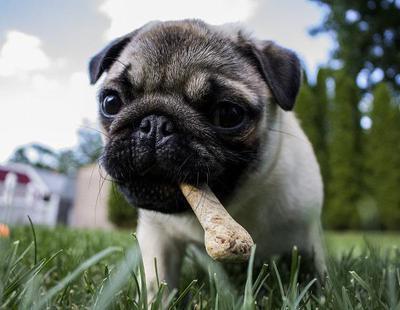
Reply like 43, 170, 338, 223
325, 231, 400, 256
0, 225, 399, 309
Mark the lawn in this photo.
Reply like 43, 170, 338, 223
0, 225, 399, 309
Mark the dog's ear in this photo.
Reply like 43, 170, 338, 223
247, 41, 301, 111
88, 31, 136, 85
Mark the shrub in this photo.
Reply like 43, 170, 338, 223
108, 183, 137, 228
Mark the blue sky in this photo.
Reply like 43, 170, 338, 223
0, 0, 333, 162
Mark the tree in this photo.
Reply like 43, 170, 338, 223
108, 183, 137, 228
310, 0, 400, 92
9, 143, 59, 171
325, 71, 362, 229
296, 73, 320, 151
58, 150, 81, 175
312, 68, 330, 186
366, 83, 400, 229
296, 68, 330, 189
8, 127, 103, 175
75, 127, 103, 166
9, 147, 31, 165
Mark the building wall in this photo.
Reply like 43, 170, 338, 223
70, 164, 113, 229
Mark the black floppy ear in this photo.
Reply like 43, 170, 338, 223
250, 41, 301, 111
88, 31, 136, 85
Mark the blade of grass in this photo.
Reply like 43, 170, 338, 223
154, 257, 160, 289
168, 279, 197, 309
288, 246, 299, 289
136, 241, 148, 310
293, 278, 316, 308
27, 216, 37, 265
184, 283, 204, 310
252, 263, 268, 294
93, 246, 141, 310
272, 261, 286, 304
214, 293, 219, 310
242, 245, 256, 310
5, 241, 32, 280
150, 282, 166, 310
3, 249, 62, 299
387, 266, 398, 310
349, 271, 373, 295
164, 288, 178, 308
254, 274, 269, 300
35, 246, 121, 309
341, 286, 353, 310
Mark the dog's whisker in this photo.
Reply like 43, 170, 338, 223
79, 125, 110, 139
267, 127, 308, 142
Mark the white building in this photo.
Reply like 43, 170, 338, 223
0, 163, 75, 226
70, 164, 113, 229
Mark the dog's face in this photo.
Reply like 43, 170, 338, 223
89, 20, 301, 213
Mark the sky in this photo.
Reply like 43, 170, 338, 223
0, 0, 333, 163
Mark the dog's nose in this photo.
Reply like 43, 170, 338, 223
138, 114, 175, 145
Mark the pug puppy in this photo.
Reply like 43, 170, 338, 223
88, 19, 325, 294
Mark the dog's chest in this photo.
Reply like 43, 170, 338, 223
156, 212, 204, 243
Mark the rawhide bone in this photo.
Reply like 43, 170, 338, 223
180, 183, 254, 262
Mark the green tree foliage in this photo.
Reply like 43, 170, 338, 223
9, 127, 103, 175
308, 0, 400, 229
75, 127, 103, 165
325, 71, 362, 229
57, 150, 82, 175
9, 144, 60, 171
296, 68, 330, 190
310, 0, 400, 91
107, 183, 137, 228
366, 83, 400, 229
312, 68, 330, 184
296, 74, 319, 151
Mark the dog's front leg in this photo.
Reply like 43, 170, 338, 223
308, 221, 327, 279
136, 214, 185, 300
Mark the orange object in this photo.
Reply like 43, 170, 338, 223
0, 223, 10, 238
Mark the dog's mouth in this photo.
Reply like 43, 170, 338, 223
101, 133, 257, 213
105, 154, 213, 213
116, 173, 197, 213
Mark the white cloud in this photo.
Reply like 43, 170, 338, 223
0, 71, 99, 162
246, 0, 333, 81
98, 0, 332, 80
0, 30, 100, 162
0, 0, 333, 162
100, 0, 257, 40
0, 31, 51, 77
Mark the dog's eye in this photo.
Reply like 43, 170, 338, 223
101, 93, 123, 117
211, 101, 245, 129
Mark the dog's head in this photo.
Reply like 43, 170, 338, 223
88, 20, 301, 213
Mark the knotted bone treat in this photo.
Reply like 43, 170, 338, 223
180, 183, 254, 262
